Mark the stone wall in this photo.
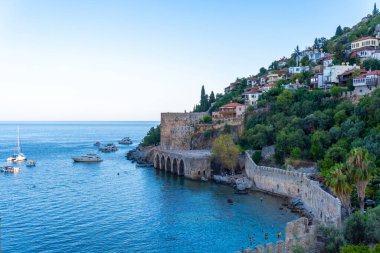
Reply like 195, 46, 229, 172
245, 151, 341, 226
238, 218, 318, 253
160, 112, 207, 150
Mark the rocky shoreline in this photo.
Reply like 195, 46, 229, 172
126, 145, 156, 166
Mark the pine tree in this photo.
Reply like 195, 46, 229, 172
335, 25, 343, 36
200, 85, 209, 112
373, 3, 379, 15
209, 91, 215, 106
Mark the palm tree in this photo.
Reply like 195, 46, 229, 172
325, 163, 353, 216
346, 148, 375, 214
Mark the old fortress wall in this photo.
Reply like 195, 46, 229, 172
160, 112, 207, 150
245, 151, 341, 226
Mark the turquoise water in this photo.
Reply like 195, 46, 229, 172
0, 122, 298, 252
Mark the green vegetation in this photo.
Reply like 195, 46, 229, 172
199, 114, 212, 124
211, 134, 240, 175
193, 85, 216, 112
140, 125, 160, 146
321, 206, 380, 252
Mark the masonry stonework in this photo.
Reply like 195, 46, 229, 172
245, 151, 341, 226
160, 112, 207, 150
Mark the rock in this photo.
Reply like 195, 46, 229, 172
235, 177, 253, 190
227, 198, 233, 204
213, 175, 230, 184
126, 145, 156, 165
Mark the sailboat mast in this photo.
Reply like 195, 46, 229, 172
17, 127, 21, 154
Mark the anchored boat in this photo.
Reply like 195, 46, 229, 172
7, 127, 27, 162
118, 137, 132, 145
72, 153, 103, 162
1, 166, 20, 173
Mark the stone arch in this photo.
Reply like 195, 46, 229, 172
179, 159, 185, 176
166, 157, 171, 172
160, 155, 165, 170
172, 158, 178, 174
154, 154, 160, 169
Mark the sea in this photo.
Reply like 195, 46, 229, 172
0, 122, 298, 253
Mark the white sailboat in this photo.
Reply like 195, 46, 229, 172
7, 127, 27, 162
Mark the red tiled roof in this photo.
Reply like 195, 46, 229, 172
352, 37, 378, 43
247, 77, 258, 81
366, 70, 380, 75
221, 102, 244, 108
354, 70, 380, 79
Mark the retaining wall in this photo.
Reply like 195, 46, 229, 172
245, 151, 341, 225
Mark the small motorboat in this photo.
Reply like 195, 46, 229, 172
99, 143, 118, 153
94, 141, 101, 147
118, 137, 132, 145
1, 166, 20, 173
26, 160, 36, 167
72, 154, 103, 162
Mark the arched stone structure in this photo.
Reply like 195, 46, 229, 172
154, 154, 160, 169
160, 155, 165, 170
179, 160, 185, 176
172, 158, 178, 174
166, 157, 171, 172
153, 149, 211, 180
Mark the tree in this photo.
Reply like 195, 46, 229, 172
373, 3, 379, 15
209, 91, 215, 107
294, 45, 300, 66
325, 163, 353, 215
211, 134, 240, 175
363, 58, 380, 70
346, 148, 376, 214
141, 125, 160, 146
336, 25, 343, 36
300, 55, 310, 66
259, 67, 267, 75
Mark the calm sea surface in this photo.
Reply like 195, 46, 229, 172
0, 122, 298, 253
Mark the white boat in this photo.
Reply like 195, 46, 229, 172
99, 143, 118, 153
7, 127, 27, 162
118, 137, 132, 145
1, 166, 20, 173
72, 153, 103, 162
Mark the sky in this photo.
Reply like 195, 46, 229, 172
0, 0, 375, 121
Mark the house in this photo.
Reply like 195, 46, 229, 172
243, 88, 262, 106
322, 64, 359, 88
311, 65, 323, 74
278, 57, 288, 68
297, 49, 330, 63
267, 73, 281, 85
289, 66, 310, 74
259, 74, 268, 85
337, 69, 366, 87
353, 70, 380, 95
247, 77, 258, 86
212, 102, 246, 119
351, 37, 379, 51
310, 74, 323, 89
259, 84, 275, 92
224, 81, 241, 94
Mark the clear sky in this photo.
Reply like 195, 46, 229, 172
0, 0, 375, 121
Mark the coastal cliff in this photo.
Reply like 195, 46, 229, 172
126, 145, 156, 165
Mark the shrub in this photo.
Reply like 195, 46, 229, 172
252, 151, 262, 164
200, 115, 212, 124
344, 212, 367, 245
340, 245, 370, 253
292, 244, 305, 253
291, 147, 302, 159
141, 125, 160, 146
321, 225, 346, 253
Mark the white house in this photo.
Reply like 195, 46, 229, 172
244, 90, 262, 106
353, 70, 380, 95
322, 65, 359, 88
289, 66, 310, 74
247, 77, 258, 86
